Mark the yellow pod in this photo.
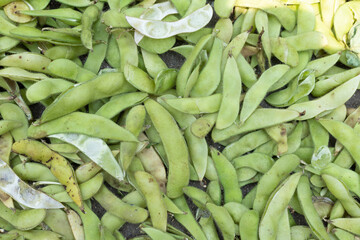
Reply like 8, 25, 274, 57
12, 139, 83, 211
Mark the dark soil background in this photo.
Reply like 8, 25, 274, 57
28, 1, 360, 239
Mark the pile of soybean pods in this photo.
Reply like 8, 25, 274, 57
2, 0, 360, 239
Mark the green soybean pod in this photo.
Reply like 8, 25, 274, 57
170, 0, 190, 16
105, 34, 121, 68
241, 186, 256, 209
207, 180, 221, 206
84, 19, 109, 73
269, 51, 311, 91
144, 99, 189, 198
210, 148, 242, 203
214, 0, 235, 18
173, 196, 207, 240
50, 173, 103, 203
236, 54, 257, 88
183, 186, 214, 209
26, 78, 74, 103
183, 62, 201, 98
290, 226, 315, 240
183, 0, 206, 16
239, 210, 259, 240
0, 52, 51, 74
308, 119, 329, 153
330, 218, 360, 236
95, 92, 148, 119
289, 75, 360, 120
163, 94, 222, 115
332, 228, 357, 240
7, 229, 62, 240
214, 18, 233, 44
223, 130, 271, 160
255, 10, 271, 63
115, 29, 138, 72
204, 156, 218, 181
224, 202, 249, 223
285, 121, 304, 154
0, 103, 28, 141
0, 120, 22, 135
297, 3, 315, 34
75, 161, 101, 184
265, 124, 289, 155
139, 36, 177, 55
297, 176, 330, 240
176, 33, 212, 96
254, 140, 277, 156
94, 185, 148, 223
221, 31, 249, 72
81, 5, 100, 50
0, 216, 14, 232
10, 26, 82, 46
306, 52, 341, 77
334, 106, 360, 154
0, 201, 46, 230
232, 11, 245, 36
39, 72, 135, 123
190, 113, 217, 138
216, 54, 242, 130
259, 172, 302, 240
120, 105, 146, 171
268, 15, 281, 38
28, 112, 138, 142
154, 69, 178, 95
319, 119, 360, 167
321, 104, 347, 122
315, 67, 360, 97
124, 63, 155, 94
206, 203, 235, 240
253, 154, 300, 215
276, 209, 291, 240
199, 216, 219, 240
43, 209, 74, 240
142, 227, 176, 240
212, 108, 300, 142
322, 174, 360, 217
321, 163, 360, 197
67, 203, 100, 240
141, 49, 167, 79
0, 133, 12, 165
236, 0, 296, 32
44, 46, 88, 60
333, 149, 354, 169
47, 58, 96, 83
241, 8, 257, 33
0, 36, 19, 54
13, 163, 57, 182
101, 190, 146, 233
135, 171, 167, 232
100, 225, 116, 240
55, 0, 92, 7
240, 64, 289, 124
232, 153, 274, 173
183, 127, 208, 181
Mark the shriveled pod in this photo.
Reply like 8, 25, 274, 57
126, 4, 213, 39
134, 1, 178, 44
0, 158, 63, 209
